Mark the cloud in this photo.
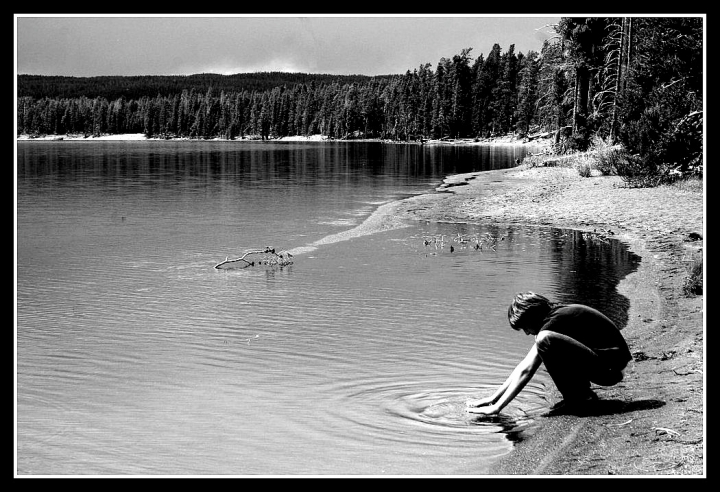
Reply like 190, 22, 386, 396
16, 15, 561, 77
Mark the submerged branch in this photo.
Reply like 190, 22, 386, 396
214, 247, 294, 269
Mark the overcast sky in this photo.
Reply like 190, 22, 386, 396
15, 15, 561, 77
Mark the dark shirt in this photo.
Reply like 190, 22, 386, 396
540, 304, 632, 370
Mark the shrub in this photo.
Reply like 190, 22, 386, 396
615, 153, 671, 188
593, 148, 621, 176
521, 155, 544, 168
577, 161, 592, 177
682, 256, 703, 296
589, 137, 624, 176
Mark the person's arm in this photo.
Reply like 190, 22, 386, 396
466, 343, 543, 415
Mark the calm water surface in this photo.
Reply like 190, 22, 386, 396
16, 141, 639, 475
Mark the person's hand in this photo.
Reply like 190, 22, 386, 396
465, 396, 494, 408
466, 404, 500, 416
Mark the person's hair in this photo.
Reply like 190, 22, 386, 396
507, 292, 555, 331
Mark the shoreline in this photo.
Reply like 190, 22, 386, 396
15, 132, 550, 148
393, 166, 704, 476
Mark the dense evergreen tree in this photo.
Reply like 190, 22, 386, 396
470, 43, 501, 137
515, 50, 540, 136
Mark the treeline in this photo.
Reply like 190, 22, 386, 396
17, 17, 703, 178
17, 72, 382, 100
16, 47, 531, 142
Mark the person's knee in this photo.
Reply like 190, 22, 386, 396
535, 330, 557, 351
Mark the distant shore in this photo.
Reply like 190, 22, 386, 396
16, 132, 552, 149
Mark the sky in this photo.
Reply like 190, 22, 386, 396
15, 15, 561, 77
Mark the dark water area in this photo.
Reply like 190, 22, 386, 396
16, 140, 639, 475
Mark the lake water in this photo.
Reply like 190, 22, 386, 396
15, 140, 640, 476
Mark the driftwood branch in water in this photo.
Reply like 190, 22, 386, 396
214, 247, 293, 269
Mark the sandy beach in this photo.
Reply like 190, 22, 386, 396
16, 133, 705, 475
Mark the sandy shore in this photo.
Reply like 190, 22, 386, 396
17, 133, 150, 141
392, 165, 705, 476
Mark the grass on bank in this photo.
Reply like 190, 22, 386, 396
522, 137, 623, 177
523, 136, 704, 187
